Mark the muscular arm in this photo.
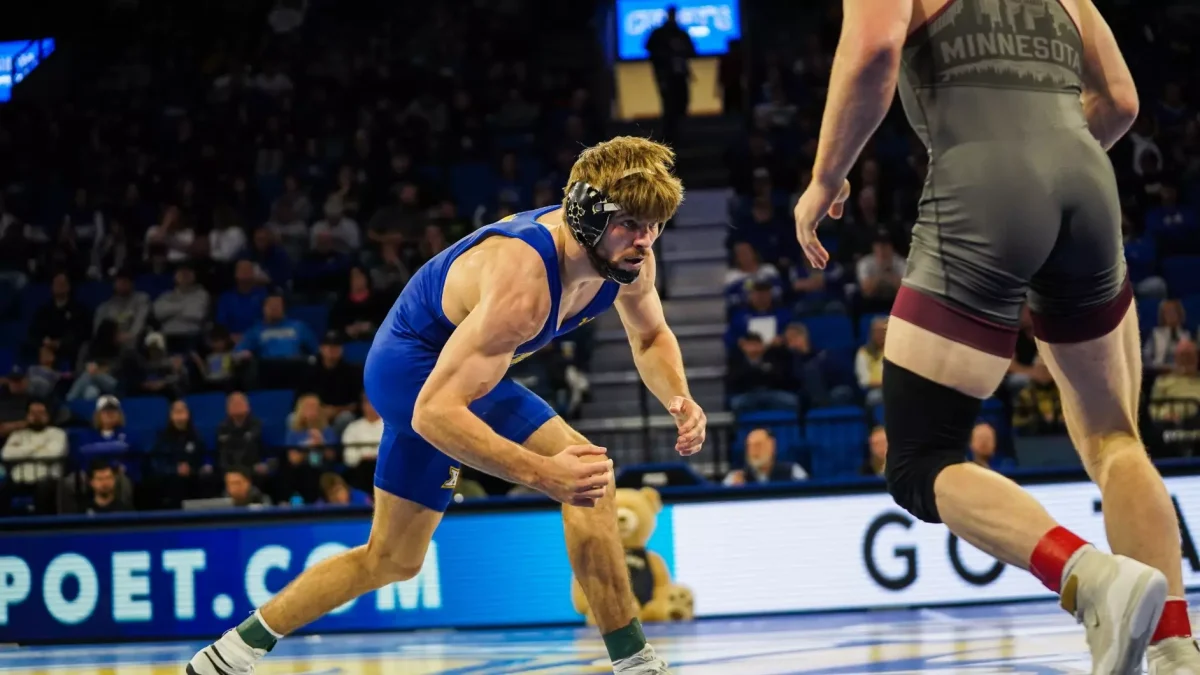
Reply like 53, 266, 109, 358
411, 246, 552, 488
1077, 0, 1139, 150
615, 254, 691, 408
811, 0, 912, 189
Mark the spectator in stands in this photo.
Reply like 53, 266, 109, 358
789, 256, 844, 316
93, 270, 150, 347
29, 272, 93, 365
368, 183, 427, 260
223, 466, 271, 507
723, 428, 807, 486
77, 395, 132, 456
236, 293, 318, 362
274, 175, 313, 225
861, 425, 887, 478
341, 391, 381, 471
318, 472, 371, 507
286, 393, 337, 450
644, 5, 695, 145
295, 229, 353, 295
78, 459, 134, 514
781, 322, 853, 408
725, 242, 781, 309
266, 201, 309, 265
138, 243, 177, 299
144, 205, 195, 264
1151, 339, 1200, 423
1, 400, 67, 485
130, 332, 190, 398
369, 241, 412, 294
217, 260, 269, 342
311, 195, 361, 255
243, 228, 292, 288
329, 266, 388, 342
726, 279, 792, 350
191, 326, 239, 391
856, 232, 905, 314
153, 263, 210, 351
216, 392, 267, 475
208, 206, 248, 266
0, 368, 35, 439
727, 333, 796, 413
152, 399, 211, 487
968, 421, 1013, 471
855, 317, 887, 406
1013, 356, 1065, 435
27, 345, 68, 399
235, 293, 318, 388
305, 331, 362, 431
92, 219, 130, 282
66, 319, 123, 401
1145, 299, 1193, 374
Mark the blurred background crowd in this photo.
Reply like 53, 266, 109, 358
1, 0, 1197, 517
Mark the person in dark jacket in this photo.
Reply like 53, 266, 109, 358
151, 399, 213, 506
216, 391, 267, 474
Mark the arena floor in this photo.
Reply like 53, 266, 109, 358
5, 594, 1197, 674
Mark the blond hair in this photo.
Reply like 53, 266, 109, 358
563, 136, 684, 224
290, 393, 329, 431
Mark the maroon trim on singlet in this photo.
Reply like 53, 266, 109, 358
1031, 277, 1133, 344
907, 0, 960, 38
891, 286, 1019, 358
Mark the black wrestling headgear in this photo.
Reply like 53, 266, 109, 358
564, 181, 640, 285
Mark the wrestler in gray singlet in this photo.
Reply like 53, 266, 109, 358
896, 0, 1125, 332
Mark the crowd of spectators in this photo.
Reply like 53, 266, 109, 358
0, 0, 603, 515
719, 1, 1200, 485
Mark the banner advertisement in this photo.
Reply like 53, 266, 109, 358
4, 475, 1200, 642
671, 475, 1200, 616
615, 0, 741, 60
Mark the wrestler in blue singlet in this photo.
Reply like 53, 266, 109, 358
363, 205, 619, 511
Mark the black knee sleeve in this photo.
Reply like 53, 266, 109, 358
881, 359, 983, 524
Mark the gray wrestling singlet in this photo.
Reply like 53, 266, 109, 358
894, 0, 1128, 344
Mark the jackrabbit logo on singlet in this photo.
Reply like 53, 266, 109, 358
907, 0, 1084, 92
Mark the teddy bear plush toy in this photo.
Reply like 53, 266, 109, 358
571, 486, 694, 624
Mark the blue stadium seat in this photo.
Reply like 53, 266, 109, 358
342, 340, 371, 365
1124, 237, 1158, 285
1182, 294, 1200, 333
184, 392, 229, 428
20, 283, 50, 319
451, 162, 498, 214
66, 427, 92, 453
858, 313, 889, 344
126, 426, 159, 453
67, 398, 97, 423
197, 424, 220, 452
121, 396, 171, 430
1163, 256, 1200, 297
247, 389, 295, 426
0, 321, 26, 349
1136, 296, 1161, 336
76, 281, 113, 310
802, 314, 856, 351
290, 304, 329, 339
805, 406, 867, 479
262, 418, 289, 450
0, 348, 13, 376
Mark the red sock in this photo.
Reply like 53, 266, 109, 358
1029, 526, 1089, 593
1152, 598, 1193, 644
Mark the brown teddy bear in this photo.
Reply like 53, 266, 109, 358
571, 487, 694, 624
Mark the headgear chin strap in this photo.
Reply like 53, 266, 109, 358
564, 181, 640, 285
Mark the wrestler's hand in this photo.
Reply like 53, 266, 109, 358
668, 396, 706, 456
794, 177, 851, 270
539, 444, 613, 507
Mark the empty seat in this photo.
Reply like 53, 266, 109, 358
802, 315, 856, 352
184, 392, 229, 428
290, 304, 329, 339
1163, 256, 1200, 297
805, 406, 867, 479
342, 341, 371, 365
247, 389, 295, 426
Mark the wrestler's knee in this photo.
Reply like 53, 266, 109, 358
882, 359, 983, 524
362, 540, 425, 585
